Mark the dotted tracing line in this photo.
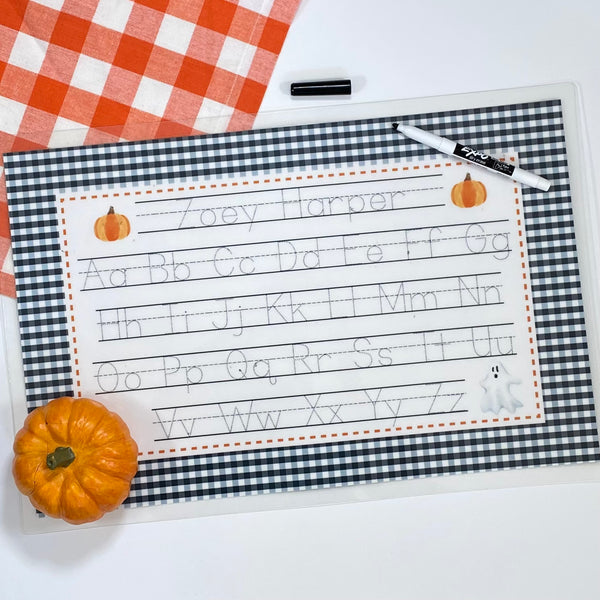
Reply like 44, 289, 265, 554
153, 391, 464, 426
95, 333, 516, 380
141, 409, 544, 457
59, 159, 544, 458
97, 282, 506, 327
136, 185, 444, 219
77, 230, 510, 278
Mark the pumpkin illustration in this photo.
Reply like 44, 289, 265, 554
94, 206, 131, 241
12, 396, 138, 525
451, 173, 487, 208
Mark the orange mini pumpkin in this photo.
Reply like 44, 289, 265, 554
451, 173, 487, 208
94, 206, 131, 241
12, 397, 138, 525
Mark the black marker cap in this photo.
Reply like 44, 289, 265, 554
290, 79, 352, 96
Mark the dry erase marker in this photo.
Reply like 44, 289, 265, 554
392, 123, 551, 191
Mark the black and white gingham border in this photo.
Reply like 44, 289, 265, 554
4, 99, 599, 509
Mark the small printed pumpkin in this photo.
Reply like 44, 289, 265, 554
12, 397, 138, 525
451, 173, 487, 208
94, 206, 131, 241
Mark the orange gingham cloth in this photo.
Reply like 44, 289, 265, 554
0, 0, 301, 298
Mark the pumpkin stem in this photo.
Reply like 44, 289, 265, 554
108, 206, 115, 215
465, 173, 472, 181
46, 446, 76, 470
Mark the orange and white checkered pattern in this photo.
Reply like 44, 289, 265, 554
0, 0, 300, 297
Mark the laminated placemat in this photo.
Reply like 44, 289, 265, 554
4, 85, 600, 531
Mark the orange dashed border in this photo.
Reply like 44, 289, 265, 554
59, 159, 544, 458
514, 187, 542, 412
60, 204, 82, 397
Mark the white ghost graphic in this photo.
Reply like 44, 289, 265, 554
480, 364, 522, 414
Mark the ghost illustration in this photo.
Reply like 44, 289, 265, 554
479, 364, 522, 414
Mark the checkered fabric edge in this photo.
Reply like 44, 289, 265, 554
0, 0, 299, 148
4, 98, 599, 510
0, 0, 302, 298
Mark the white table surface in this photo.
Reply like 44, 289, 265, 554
2, 1, 600, 598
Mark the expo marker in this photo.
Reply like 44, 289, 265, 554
392, 123, 551, 191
